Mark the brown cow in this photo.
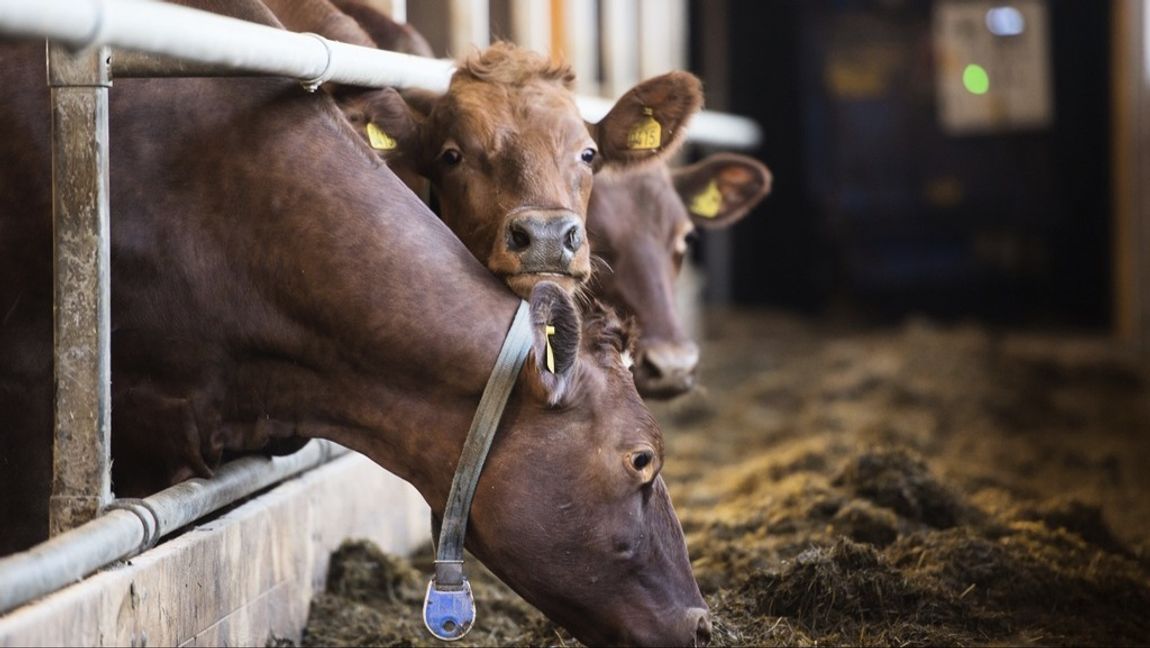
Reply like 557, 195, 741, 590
326, 6, 772, 398
589, 155, 772, 397
0, 2, 710, 644
369, 43, 704, 299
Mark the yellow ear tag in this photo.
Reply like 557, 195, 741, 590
627, 107, 662, 151
689, 180, 723, 219
544, 325, 556, 373
366, 122, 397, 151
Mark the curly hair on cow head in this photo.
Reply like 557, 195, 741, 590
455, 41, 575, 89
580, 299, 638, 368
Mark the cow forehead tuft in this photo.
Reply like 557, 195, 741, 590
455, 41, 575, 89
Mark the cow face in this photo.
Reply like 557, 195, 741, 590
369, 43, 703, 300
589, 154, 772, 398
465, 282, 710, 646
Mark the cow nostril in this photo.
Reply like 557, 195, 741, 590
508, 223, 531, 251
562, 222, 582, 253
696, 616, 712, 646
639, 343, 700, 383
689, 609, 712, 647
639, 353, 664, 379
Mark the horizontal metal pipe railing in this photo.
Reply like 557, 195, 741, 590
0, 0, 762, 148
0, 440, 347, 615
0, 0, 456, 90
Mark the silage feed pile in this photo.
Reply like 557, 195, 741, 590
301, 313, 1150, 647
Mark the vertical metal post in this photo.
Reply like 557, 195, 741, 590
47, 42, 113, 535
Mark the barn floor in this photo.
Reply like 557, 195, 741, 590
299, 310, 1150, 647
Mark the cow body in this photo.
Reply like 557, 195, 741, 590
0, 2, 709, 644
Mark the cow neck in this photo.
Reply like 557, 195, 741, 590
421, 299, 533, 641
142, 72, 526, 514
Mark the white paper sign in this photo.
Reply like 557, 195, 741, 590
933, 0, 1053, 135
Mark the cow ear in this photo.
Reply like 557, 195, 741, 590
672, 153, 773, 228
592, 71, 703, 171
336, 87, 425, 162
526, 281, 582, 407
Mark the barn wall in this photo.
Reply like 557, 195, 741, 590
0, 454, 429, 647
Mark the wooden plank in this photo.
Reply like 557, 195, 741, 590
1112, 0, 1150, 360
549, 0, 564, 62
0, 454, 430, 647
180, 581, 304, 647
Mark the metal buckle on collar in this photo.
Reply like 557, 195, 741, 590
423, 561, 475, 641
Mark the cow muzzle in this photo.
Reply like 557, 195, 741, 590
498, 209, 589, 296
634, 340, 700, 399
615, 606, 712, 647
686, 607, 713, 647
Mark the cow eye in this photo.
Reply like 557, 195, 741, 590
628, 449, 658, 489
440, 148, 462, 166
580, 148, 597, 164
631, 450, 653, 471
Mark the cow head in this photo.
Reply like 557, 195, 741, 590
461, 281, 710, 646
589, 153, 772, 398
368, 43, 703, 299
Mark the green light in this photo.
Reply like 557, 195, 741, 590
963, 64, 990, 95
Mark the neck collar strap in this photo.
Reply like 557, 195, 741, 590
423, 300, 534, 641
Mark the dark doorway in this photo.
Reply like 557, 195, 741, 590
692, 0, 1112, 328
